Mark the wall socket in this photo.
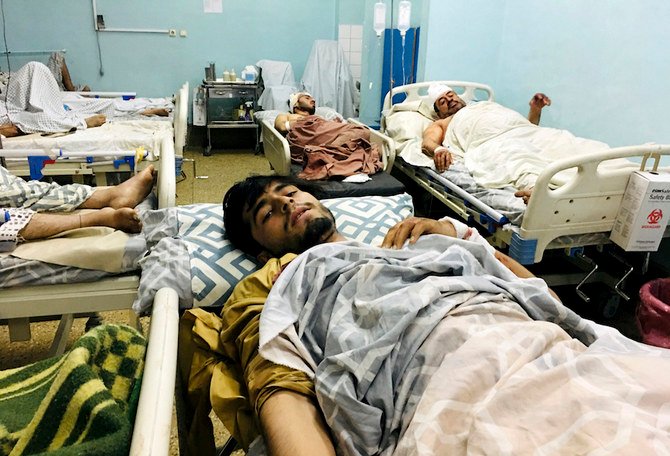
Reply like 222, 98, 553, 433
168, 29, 177, 37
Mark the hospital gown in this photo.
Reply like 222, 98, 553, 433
0, 165, 93, 251
0, 61, 114, 134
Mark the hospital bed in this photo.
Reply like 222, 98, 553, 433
381, 81, 670, 268
259, 114, 405, 198
170, 191, 415, 454
179, 197, 670, 455
0, 132, 177, 355
1, 82, 189, 184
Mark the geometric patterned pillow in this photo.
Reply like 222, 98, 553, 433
177, 192, 414, 308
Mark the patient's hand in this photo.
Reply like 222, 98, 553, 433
433, 147, 453, 173
381, 217, 457, 249
529, 93, 551, 110
514, 188, 533, 205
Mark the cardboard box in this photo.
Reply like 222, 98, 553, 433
610, 171, 670, 251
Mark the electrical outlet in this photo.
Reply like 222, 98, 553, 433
168, 29, 177, 37
179, 30, 187, 37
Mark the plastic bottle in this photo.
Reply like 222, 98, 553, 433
373, 1, 386, 38
397, 0, 412, 41
223, 70, 230, 82
230, 68, 237, 82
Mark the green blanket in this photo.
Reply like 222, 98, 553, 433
0, 324, 146, 456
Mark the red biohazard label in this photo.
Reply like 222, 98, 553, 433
647, 208, 663, 224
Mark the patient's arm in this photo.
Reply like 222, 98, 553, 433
494, 250, 561, 301
260, 391, 336, 456
422, 118, 454, 172
421, 118, 451, 156
274, 113, 305, 135
527, 93, 551, 125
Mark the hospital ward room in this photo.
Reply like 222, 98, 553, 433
2, 0, 670, 455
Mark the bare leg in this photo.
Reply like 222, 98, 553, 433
60, 58, 77, 91
85, 114, 106, 128
140, 108, 169, 117
80, 165, 156, 209
19, 207, 142, 239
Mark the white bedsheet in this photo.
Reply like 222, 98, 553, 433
2, 120, 173, 156
448, 102, 630, 189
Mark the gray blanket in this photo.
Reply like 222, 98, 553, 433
259, 236, 600, 455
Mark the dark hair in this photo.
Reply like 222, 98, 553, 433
222, 174, 327, 256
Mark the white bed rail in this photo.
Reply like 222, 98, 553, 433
260, 118, 397, 176
158, 134, 176, 209
129, 287, 179, 456
173, 82, 189, 157
521, 144, 670, 263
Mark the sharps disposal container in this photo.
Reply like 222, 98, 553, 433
637, 278, 670, 348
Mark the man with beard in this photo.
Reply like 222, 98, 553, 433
179, 174, 537, 455
271, 92, 383, 180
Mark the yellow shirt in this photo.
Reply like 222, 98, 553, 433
179, 253, 315, 453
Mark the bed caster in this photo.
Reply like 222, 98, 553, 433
203, 145, 212, 157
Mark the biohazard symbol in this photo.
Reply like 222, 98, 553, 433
647, 208, 663, 224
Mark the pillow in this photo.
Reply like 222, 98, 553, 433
182, 192, 414, 308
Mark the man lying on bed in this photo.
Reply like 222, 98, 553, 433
179, 174, 670, 456
272, 92, 383, 180
0, 164, 155, 252
0, 62, 168, 138
420, 83, 637, 206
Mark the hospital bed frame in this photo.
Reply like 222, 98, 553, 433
0, 134, 179, 454
0, 132, 176, 351
1, 82, 189, 184
383, 81, 670, 265
260, 117, 396, 176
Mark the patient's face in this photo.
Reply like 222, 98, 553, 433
295, 94, 316, 115
243, 182, 336, 256
435, 91, 466, 119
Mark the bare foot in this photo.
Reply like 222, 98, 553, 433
81, 165, 156, 210
514, 188, 533, 205
140, 108, 169, 117
109, 165, 156, 208
85, 114, 106, 128
84, 207, 142, 233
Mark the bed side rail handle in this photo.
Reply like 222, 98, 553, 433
424, 168, 509, 226
575, 252, 598, 303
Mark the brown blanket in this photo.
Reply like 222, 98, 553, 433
287, 115, 383, 180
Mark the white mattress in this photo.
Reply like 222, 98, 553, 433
2, 120, 173, 155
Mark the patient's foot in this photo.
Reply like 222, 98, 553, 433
85, 114, 106, 128
140, 108, 169, 117
83, 207, 142, 233
514, 188, 533, 205
81, 165, 156, 210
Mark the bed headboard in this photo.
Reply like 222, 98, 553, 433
382, 81, 495, 113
